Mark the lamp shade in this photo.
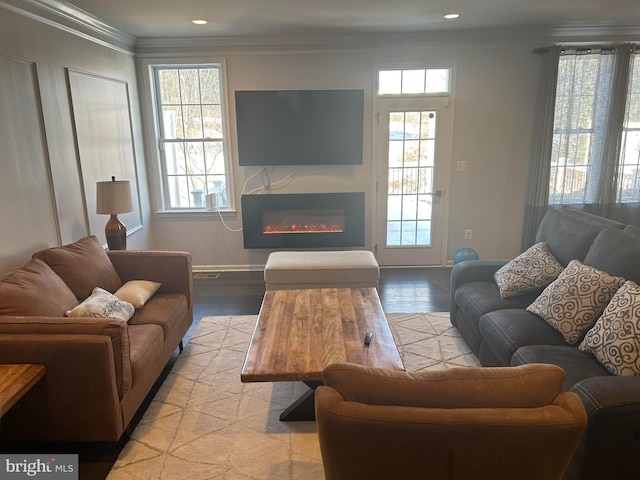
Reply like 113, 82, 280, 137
96, 179, 133, 215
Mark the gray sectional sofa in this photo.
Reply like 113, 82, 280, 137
450, 208, 640, 480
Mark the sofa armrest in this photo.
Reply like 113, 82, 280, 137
0, 332, 124, 441
567, 375, 640, 480
450, 260, 507, 320
108, 250, 193, 308
571, 375, 640, 417
0, 316, 131, 398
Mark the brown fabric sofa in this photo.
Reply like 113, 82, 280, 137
315, 363, 587, 480
0, 235, 193, 442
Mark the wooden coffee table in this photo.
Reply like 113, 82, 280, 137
241, 287, 404, 420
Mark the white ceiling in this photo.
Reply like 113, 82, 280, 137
63, 0, 640, 39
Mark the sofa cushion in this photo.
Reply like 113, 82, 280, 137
128, 293, 188, 359
455, 282, 537, 326
479, 310, 567, 366
454, 283, 539, 357
33, 235, 122, 301
494, 242, 563, 299
114, 280, 161, 308
66, 287, 135, 322
121, 323, 165, 423
0, 259, 78, 316
526, 260, 625, 345
127, 323, 164, 384
584, 227, 640, 284
511, 345, 611, 390
534, 208, 623, 266
578, 280, 640, 376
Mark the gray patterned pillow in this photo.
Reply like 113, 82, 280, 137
526, 260, 625, 344
494, 242, 563, 299
579, 280, 640, 376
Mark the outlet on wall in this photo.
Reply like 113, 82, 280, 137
464, 229, 473, 240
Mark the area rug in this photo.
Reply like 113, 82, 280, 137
107, 313, 479, 479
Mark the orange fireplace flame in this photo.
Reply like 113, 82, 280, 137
264, 223, 344, 234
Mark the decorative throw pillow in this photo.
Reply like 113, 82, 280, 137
0, 259, 78, 317
66, 287, 134, 322
114, 280, 161, 308
526, 260, 625, 345
494, 242, 563, 299
579, 280, 640, 376
32, 235, 122, 301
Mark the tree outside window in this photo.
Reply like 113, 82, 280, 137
153, 65, 229, 209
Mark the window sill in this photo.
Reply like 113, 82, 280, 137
155, 209, 237, 219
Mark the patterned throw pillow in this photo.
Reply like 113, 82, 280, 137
494, 242, 563, 299
579, 280, 640, 376
66, 287, 134, 322
526, 260, 625, 345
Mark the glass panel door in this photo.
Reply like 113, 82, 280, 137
386, 110, 436, 246
375, 98, 451, 266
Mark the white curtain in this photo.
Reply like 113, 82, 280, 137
523, 44, 639, 249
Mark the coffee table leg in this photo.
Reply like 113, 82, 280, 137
279, 381, 322, 421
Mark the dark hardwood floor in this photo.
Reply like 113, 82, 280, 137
1, 267, 452, 480
193, 266, 452, 317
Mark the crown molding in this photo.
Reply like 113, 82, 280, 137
135, 25, 640, 57
134, 28, 551, 56
0, 0, 136, 54
2, 0, 638, 57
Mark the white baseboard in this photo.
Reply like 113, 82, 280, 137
192, 264, 265, 273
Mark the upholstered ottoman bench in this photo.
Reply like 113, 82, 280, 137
264, 250, 379, 290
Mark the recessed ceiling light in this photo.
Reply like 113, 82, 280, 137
192, 19, 208, 25
444, 13, 460, 20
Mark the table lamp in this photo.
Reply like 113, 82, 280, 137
96, 176, 133, 250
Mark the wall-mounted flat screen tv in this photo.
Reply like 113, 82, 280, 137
235, 89, 364, 166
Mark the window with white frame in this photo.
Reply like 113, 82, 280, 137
378, 68, 450, 95
549, 46, 640, 206
152, 64, 230, 210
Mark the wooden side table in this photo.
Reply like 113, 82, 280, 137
0, 364, 45, 418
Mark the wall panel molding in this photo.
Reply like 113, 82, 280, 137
67, 69, 143, 245
0, 54, 60, 272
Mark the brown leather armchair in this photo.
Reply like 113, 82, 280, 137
315, 363, 587, 480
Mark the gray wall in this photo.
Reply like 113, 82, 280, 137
139, 40, 543, 270
0, 7, 151, 275
2, 6, 636, 275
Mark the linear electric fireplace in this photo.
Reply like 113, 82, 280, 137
241, 192, 365, 249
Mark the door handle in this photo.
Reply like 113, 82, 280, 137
433, 190, 444, 197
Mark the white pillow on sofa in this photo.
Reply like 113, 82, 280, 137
114, 280, 161, 308
494, 242, 563, 299
66, 287, 134, 321
526, 260, 625, 345
579, 280, 640, 376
